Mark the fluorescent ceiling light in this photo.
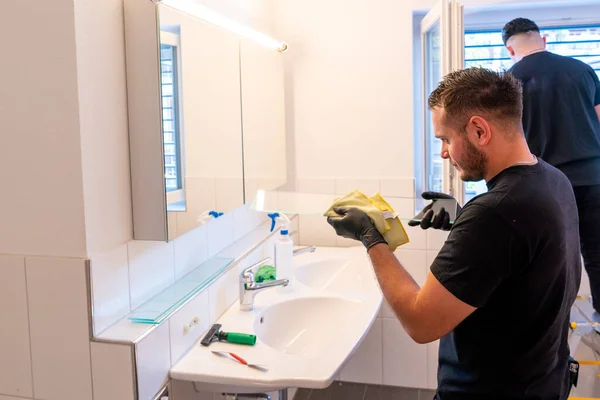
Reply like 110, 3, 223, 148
160, 0, 288, 52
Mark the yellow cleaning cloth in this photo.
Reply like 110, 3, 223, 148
324, 190, 410, 251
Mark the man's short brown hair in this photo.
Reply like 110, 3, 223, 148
428, 67, 523, 131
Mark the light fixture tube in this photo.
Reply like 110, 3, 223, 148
160, 0, 288, 52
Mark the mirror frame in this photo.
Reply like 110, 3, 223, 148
124, 0, 171, 240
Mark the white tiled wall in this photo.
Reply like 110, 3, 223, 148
91, 342, 136, 400
0, 201, 272, 400
0, 256, 33, 398
296, 176, 448, 390
136, 323, 171, 400
92, 208, 282, 400
91, 243, 130, 335
169, 290, 211, 365
25, 257, 94, 400
89, 203, 266, 337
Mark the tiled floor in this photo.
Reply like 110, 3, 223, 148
293, 382, 435, 400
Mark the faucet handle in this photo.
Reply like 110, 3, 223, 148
241, 257, 272, 282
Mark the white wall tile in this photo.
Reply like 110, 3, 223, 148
427, 340, 440, 390
380, 178, 415, 198
207, 213, 235, 259
395, 249, 427, 287
178, 177, 216, 237
237, 249, 262, 276
335, 178, 380, 196
232, 205, 254, 241
261, 236, 276, 261
289, 214, 299, 235
0, 255, 33, 398
208, 267, 239, 322
91, 342, 135, 400
26, 256, 93, 400
383, 318, 427, 389
377, 250, 427, 319
128, 240, 175, 310
168, 211, 179, 242
91, 243, 130, 335
170, 290, 210, 365
426, 230, 449, 251
244, 179, 260, 205
298, 215, 337, 247
386, 197, 416, 221
288, 216, 300, 243
215, 178, 244, 212
174, 225, 209, 281
136, 322, 171, 400
298, 178, 336, 194
340, 319, 383, 384
403, 226, 427, 250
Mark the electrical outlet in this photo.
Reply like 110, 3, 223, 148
183, 316, 200, 335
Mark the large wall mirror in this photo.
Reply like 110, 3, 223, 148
124, 0, 288, 241
240, 38, 287, 200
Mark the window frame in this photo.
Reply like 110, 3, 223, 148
160, 31, 186, 206
464, 23, 600, 79
457, 22, 600, 202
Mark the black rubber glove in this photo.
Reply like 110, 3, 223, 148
407, 191, 460, 231
326, 207, 388, 250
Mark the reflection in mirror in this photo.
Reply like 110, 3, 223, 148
240, 39, 287, 204
159, 5, 244, 239
160, 32, 186, 209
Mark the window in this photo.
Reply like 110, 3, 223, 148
161, 44, 182, 193
465, 25, 600, 77
160, 31, 186, 207
462, 24, 600, 201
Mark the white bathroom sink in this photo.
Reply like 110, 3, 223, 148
294, 255, 371, 294
170, 247, 382, 393
254, 296, 360, 355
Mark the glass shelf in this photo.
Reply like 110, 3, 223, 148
129, 256, 234, 324
248, 190, 428, 221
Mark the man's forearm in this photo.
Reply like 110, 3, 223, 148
367, 243, 423, 339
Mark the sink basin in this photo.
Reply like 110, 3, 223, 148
170, 247, 382, 393
294, 257, 371, 293
254, 296, 359, 355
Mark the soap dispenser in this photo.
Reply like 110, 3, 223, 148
268, 213, 294, 292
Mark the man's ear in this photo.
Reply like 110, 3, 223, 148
506, 45, 516, 57
542, 36, 547, 47
468, 116, 492, 145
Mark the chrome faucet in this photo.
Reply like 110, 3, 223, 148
239, 257, 289, 311
293, 245, 316, 257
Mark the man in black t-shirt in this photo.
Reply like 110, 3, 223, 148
503, 17, 600, 312
327, 68, 581, 399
